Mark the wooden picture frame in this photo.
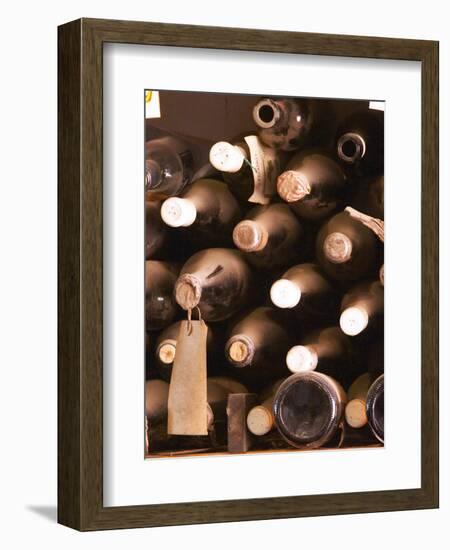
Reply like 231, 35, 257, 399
58, 18, 439, 530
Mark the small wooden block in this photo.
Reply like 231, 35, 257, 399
227, 393, 258, 454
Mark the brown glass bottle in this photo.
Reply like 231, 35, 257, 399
350, 175, 384, 220
366, 374, 384, 442
270, 263, 339, 322
154, 320, 223, 382
277, 151, 347, 221
316, 210, 381, 282
145, 261, 179, 331
224, 307, 293, 384
273, 372, 347, 449
174, 248, 253, 322
286, 326, 354, 379
252, 97, 314, 151
339, 280, 384, 337
335, 108, 384, 177
160, 179, 242, 246
145, 200, 170, 260
232, 203, 304, 269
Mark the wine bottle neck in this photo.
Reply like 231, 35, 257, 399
253, 98, 283, 129
270, 278, 302, 309
277, 170, 311, 203
340, 305, 369, 336
337, 132, 366, 164
225, 334, 255, 367
209, 141, 247, 173
232, 220, 268, 252
174, 274, 202, 310
323, 232, 353, 264
246, 405, 275, 436
286, 345, 318, 373
145, 159, 163, 190
156, 339, 177, 364
160, 197, 197, 227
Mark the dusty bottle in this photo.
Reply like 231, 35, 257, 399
270, 263, 339, 322
160, 178, 241, 246
316, 209, 382, 282
246, 379, 285, 436
366, 374, 384, 442
350, 175, 384, 220
273, 371, 347, 449
335, 108, 384, 177
174, 248, 253, 322
145, 125, 215, 198
277, 151, 347, 221
252, 97, 314, 151
145, 261, 179, 331
339, 280, 384, 337
286, 326, 353, 375
224, 307, 293, 383
232, 203, 304, 269
154, 320, 223, 382
145, 200, 170, 260
209, 135, 285, 204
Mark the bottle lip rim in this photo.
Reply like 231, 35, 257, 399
232, 220, 268, 252
252, 98, 281, 129
225, 334, 255, 368
366, 374, 384, 443
337, 132, 366, 164
273, 372, 344, 449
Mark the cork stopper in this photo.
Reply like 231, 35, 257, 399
174, 274, 202, 310
161, 197, 197, 227
209, 141, 246, 173
345, 398, 368, 428
156, 339, 177, 365
270, 279, 302, 309
247, 406, 274, 436
286, 345, 318, 373
340, 306, 369, 336
233, 220, 268, 252
225, 335, 255, 368
252, 98, 281, 129
277, 170, 311, 203
337, 132, 366, 164
323, 232, 353, 264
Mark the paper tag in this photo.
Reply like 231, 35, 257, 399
167, 320, 209, 435
345, 206, 384, 242
244, 135, 281, 204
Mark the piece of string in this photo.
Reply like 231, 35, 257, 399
243, 157, 258, 173
186, 306, 202, 335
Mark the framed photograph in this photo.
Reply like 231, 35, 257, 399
58, 18, 438, 530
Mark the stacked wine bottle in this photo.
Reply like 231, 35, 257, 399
145, 94, 385, 457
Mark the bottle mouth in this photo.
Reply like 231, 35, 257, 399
174, 274, 202, 310
232, 220, 268, 252
160, 197, 197, 227
277, 171, 311, 203
225, 334, 255, 368
286, 345, 318, 373
145, 159, 163, 191
270, 278, 302, 309
337, 132, 366, 164
252, 98, 281, 129
247, 406, 274, 436
273, 372, 343, 449
345, 398, 368, 428
340, 306, 369, 336
209, 141, 246, 173
366, 375, 384, 443
323, 232, 353, 264
156, 339, 177, 365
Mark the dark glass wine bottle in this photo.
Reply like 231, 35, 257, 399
224, 307, 293, 383
316, 210, 382, 282
366, 374, 384, 442
335, 108, 384, 177
160, 178, 242, 246
270, 263, 339, 322
174, 248, 253, 322
145, 261, 179, 331
252, 97, 314, 151
145, 200, 170, 260
277, 151, 347, 221
339, 280, 384, 337
232, 203, 304, 269
273, 371, 347, 449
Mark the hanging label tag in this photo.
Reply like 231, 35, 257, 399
244, 135, 281, 205
167, 319, 209, 435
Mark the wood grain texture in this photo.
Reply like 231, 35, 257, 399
58, 18, 439, 531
